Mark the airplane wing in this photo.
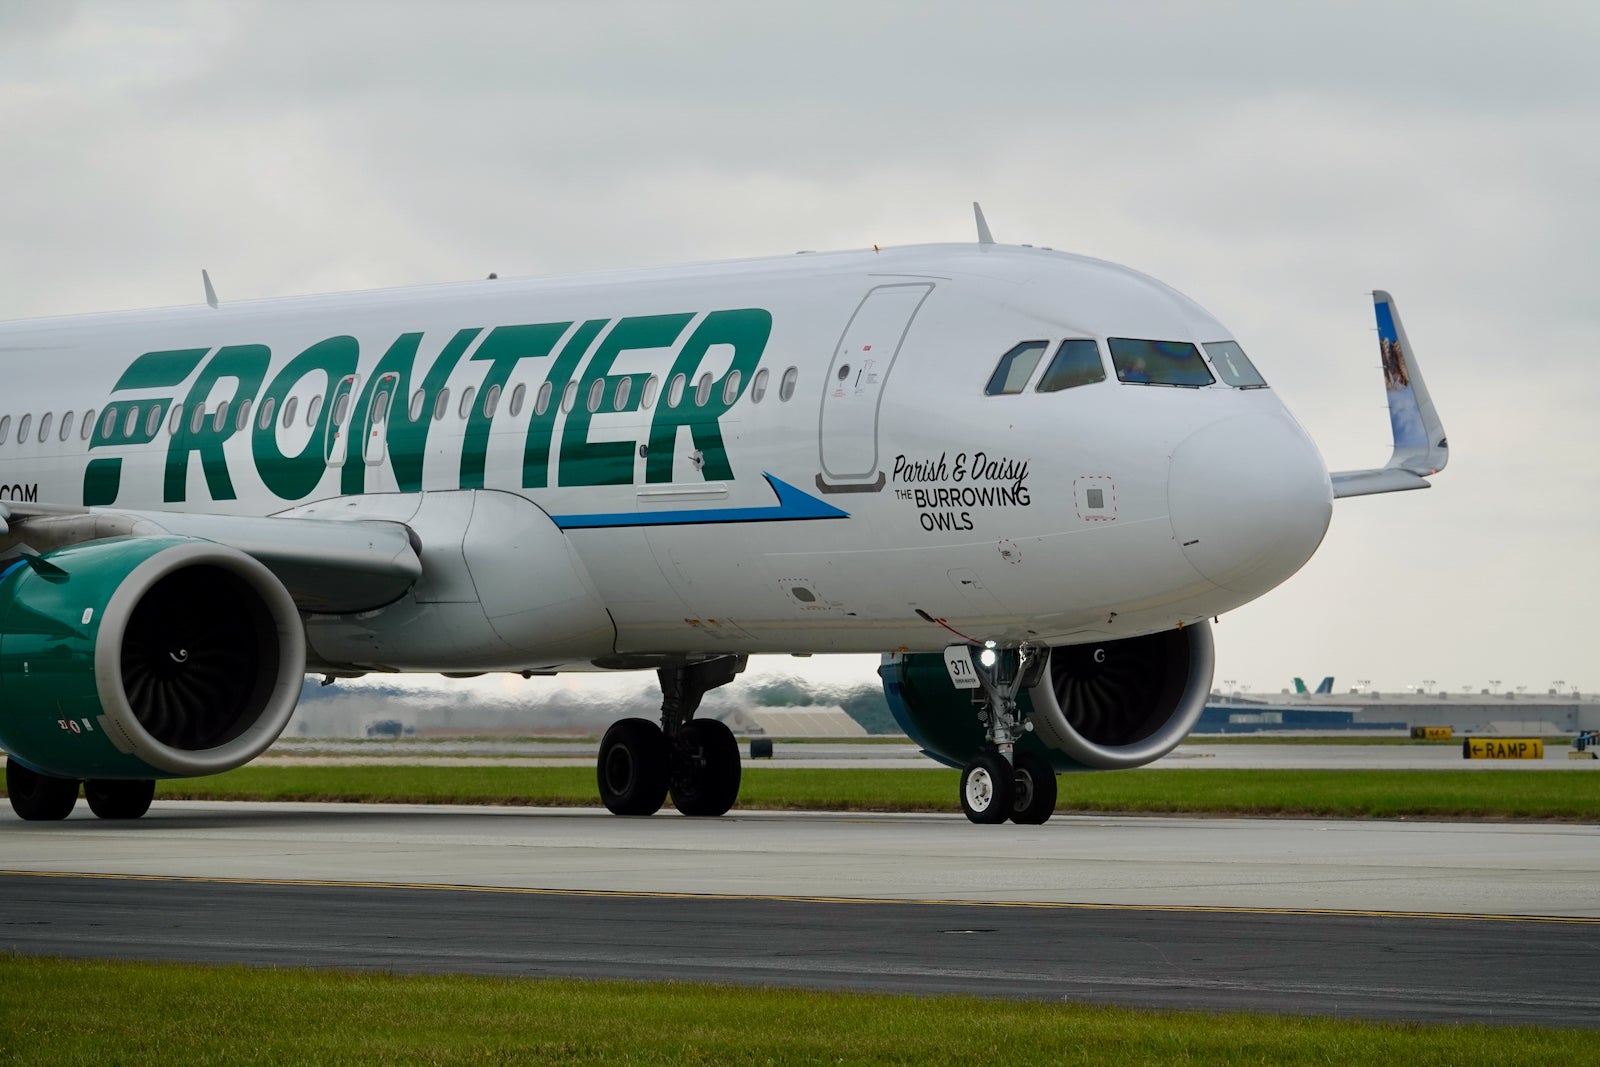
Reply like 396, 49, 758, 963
1329, 290, 1448, 498
0, 501, 420, 613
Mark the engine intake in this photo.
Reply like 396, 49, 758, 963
0, 537, 305, 779
881, 622, 1214, 771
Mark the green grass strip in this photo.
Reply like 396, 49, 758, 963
135, 766, 1600, 820
1, 956, 1590, 1065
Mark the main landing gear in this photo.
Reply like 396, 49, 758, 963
957, 643, 1057, 826
5, 759, 156, 821
596, 656, 745, 818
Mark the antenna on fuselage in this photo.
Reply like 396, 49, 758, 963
973, 202, 995, 246
202, 270, 219, 309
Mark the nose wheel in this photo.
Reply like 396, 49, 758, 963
953, 643, 1057, 825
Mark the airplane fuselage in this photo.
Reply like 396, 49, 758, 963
0, 244, 1333, 672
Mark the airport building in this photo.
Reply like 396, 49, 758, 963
1199, 685, 1599, 735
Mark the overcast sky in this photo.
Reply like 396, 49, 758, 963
2, 2, 1595, 699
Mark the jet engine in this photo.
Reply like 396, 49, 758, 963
880, 623, 1214, 771
0, 536, 305, 781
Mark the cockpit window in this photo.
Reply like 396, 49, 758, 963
1203, 341, 1268, 388
1108, 338, 1215, 388
984, 341, 1048, 395
1036, 339, 1106, 392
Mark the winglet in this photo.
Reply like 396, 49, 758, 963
1330, 291, 1449, 498
202, 270, 219, 309
973, 202, 994, 246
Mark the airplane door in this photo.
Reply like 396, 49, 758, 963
323, 374, 358, 468
817, 283, 932, 492
363, 372, 399, 466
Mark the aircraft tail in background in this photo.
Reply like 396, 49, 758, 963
1293, 676, 1335, 694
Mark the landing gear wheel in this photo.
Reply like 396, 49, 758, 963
1008, 751, 1057, 825
6, 760, 79, 821
670, 718, 742, 817
959, 750, 1014, 824
597, 718, 670, 816
85, 779, 156, 820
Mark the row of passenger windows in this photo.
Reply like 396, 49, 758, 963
984, 337, 1267, 396
0, 366, 804, 448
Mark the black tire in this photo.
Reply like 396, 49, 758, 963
959, 750, 1013, 824
85, 779, 157, 820
670, 718, 742, 817
6, 759, 79, 821
1009, 750, 1057, 825
597, 718, 670, 816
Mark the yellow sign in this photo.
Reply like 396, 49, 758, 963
1462, 738, 1543, 760
1411, 726, 1453, 740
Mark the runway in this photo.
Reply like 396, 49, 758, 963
5, 802, 1599, 1025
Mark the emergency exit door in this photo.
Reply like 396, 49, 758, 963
817, 283, 933, 491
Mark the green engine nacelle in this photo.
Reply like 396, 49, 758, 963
880, 622, 1215, 771
0, 536, 305, 780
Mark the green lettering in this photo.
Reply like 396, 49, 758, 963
523, 319, 606, 489
561, 314, 693, 487
460, 323, 568, 490
113, 348, 208, 391
251, 337, 358, 501
164, 345, 269, 503
645, 309, 771, 483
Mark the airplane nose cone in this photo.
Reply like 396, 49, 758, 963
1168, 413, 1332, 597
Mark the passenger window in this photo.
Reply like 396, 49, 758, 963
124, 406, 140, 438
372, 391, 390, 423
1203, 341, 1269, 388
749, 368, 769, 403
18, 414, 31, 443
0, 415, 10, 443
667, 373, 686, 408
282, 396, 298, 429
145, 405, 162, 437
408, 389, 426, 422
102, 408, 118, 439
561, 381, 577, 414
613, 376, 631, 411
695, 373, 713, 407
778, 367, 798, 402
722, 369, 742, 405
38, 412, 52, 443
985, 341, 1048, 395
212, 401, 229, 433
457, 387, 476, 420
258, 397, 276, 431
1037, 339, 1106, 393
81, 410, 95, 440
477, 384, 495, 418
584, 379, 602, 413
535, 381, 552, 416
168, 405, 182, 436
190, 404, 207, 435
235, 399, 252, 432
307, 394, 323, 427
509, 384, 525, 418
640, 375, 659, 410
1108, 339, 1216, 388
59, 411, 74, 442
432, 389, 450, 421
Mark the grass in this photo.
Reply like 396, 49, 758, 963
0, 956, 1590, 1064
102, 765, 1600, 820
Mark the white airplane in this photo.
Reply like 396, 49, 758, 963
0, 206, 1446, 825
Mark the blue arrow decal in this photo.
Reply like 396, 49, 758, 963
551, 473, 849, 530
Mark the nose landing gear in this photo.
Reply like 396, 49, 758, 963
954, 643, 1057, 825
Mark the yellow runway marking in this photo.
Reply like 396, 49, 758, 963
4, 868, 1598, 925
